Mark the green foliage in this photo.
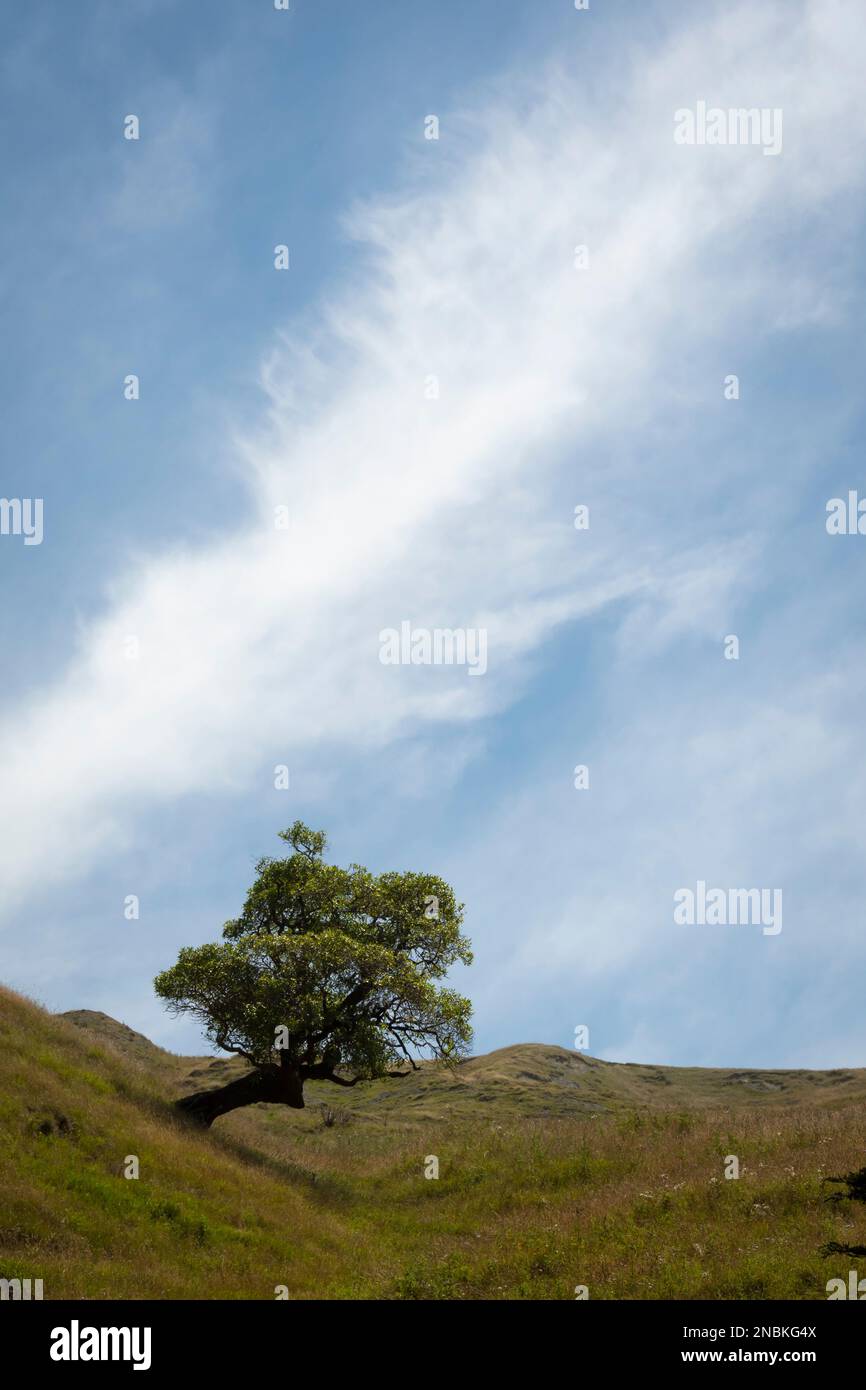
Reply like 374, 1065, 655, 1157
154, 823, 473, 1089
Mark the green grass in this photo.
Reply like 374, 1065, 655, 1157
2, 987, 865, 1299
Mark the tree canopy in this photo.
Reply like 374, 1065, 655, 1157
155, 822, 473, 1124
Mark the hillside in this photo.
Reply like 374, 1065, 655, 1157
3, 986, 866, 1299
61, 1006, 866, 1125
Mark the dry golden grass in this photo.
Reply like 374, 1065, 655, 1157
3, 988, 865, 1299
231, 1105, 866, 1299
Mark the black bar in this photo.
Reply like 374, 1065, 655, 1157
2, 1297, 858, 1375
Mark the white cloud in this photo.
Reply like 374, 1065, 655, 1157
2, 0, 865, 936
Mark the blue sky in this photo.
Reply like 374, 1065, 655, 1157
2, 0, 865, 1068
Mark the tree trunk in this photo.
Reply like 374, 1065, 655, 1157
175, 1064, 305, 1127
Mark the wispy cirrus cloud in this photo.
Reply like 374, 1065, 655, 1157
2, 0, 865, 1069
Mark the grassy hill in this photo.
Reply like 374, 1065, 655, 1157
61, 1006, 866, 1123
2, 985, 865, 1299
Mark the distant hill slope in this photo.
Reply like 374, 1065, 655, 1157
62, 1007, 866, 1125
61, 1010, 174, 1069
4, 987, 865, 1300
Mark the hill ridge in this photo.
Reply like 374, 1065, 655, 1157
59, 1008, 866, 1121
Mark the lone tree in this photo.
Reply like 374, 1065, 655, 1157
155, 822, 473, 1126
